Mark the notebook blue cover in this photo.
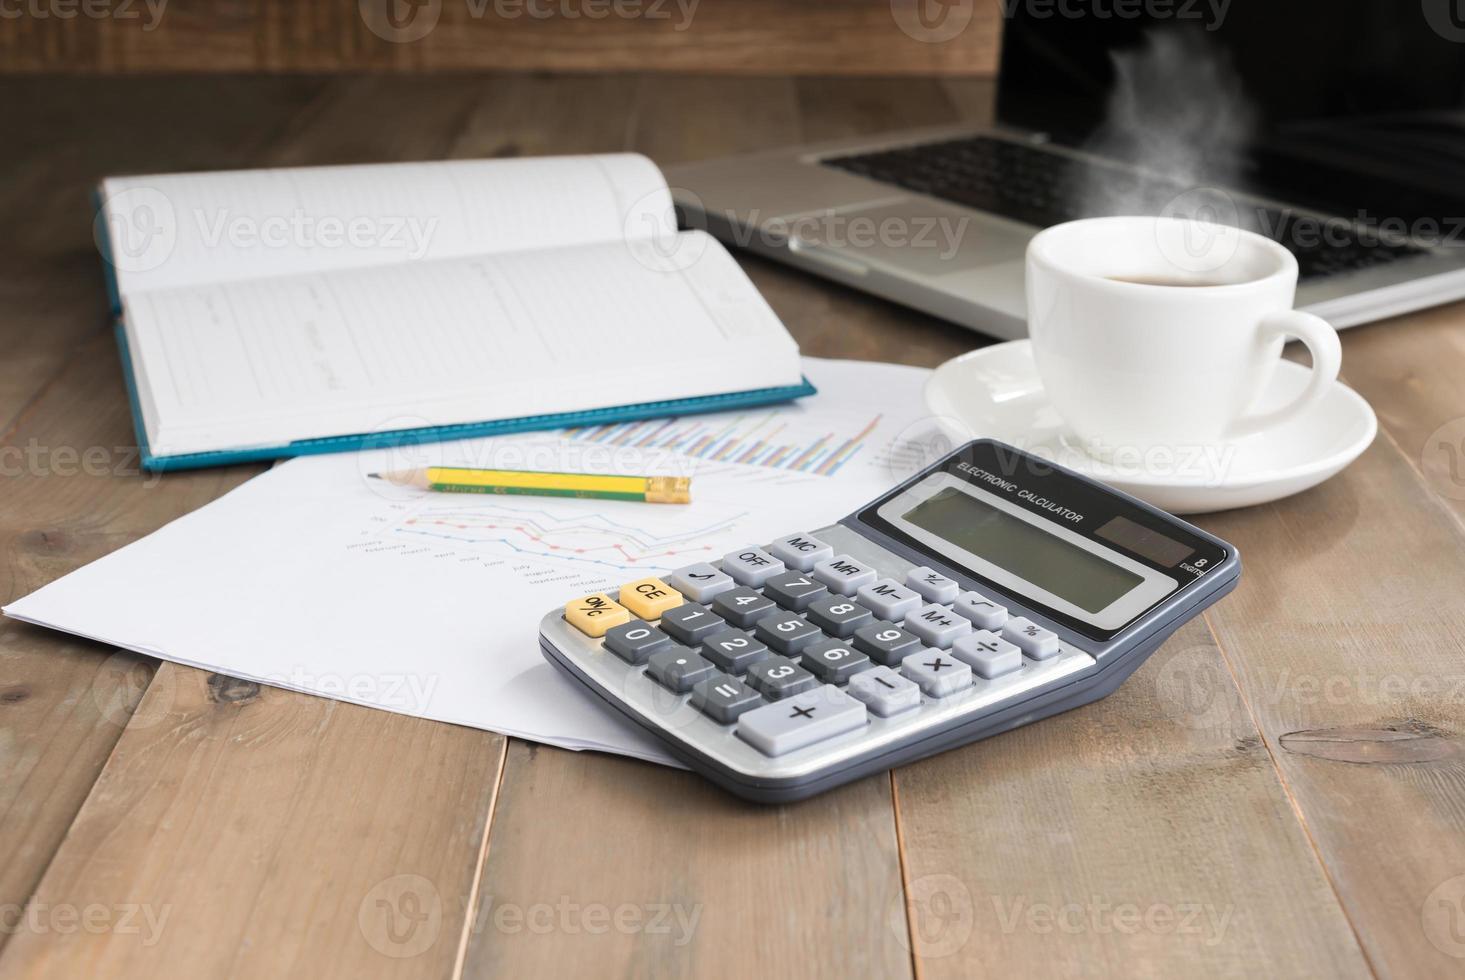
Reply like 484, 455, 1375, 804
114, 321, 816, 472
96, 189, 816, 472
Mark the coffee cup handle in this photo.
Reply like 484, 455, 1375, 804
1226, 309, 1342, 440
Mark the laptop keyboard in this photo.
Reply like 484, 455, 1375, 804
823, 135, 1426, 281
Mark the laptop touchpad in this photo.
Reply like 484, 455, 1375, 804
781, 198, 1031, 278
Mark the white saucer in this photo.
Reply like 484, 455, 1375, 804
923, 339, 1377, 514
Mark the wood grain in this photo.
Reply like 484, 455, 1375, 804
894, 622, 1369, 977
0, 0, 1003, 76
1194, 316, 1465, 977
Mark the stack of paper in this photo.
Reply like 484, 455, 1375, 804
6, 358, 948, 766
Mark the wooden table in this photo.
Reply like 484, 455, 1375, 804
3, 73, 1464, 979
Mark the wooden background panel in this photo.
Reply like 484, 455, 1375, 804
0, 0, 1003, 75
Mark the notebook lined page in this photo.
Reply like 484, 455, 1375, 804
127, 232, 801, 456
100, 155, 672, 298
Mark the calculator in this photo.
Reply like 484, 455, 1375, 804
539, 440, 1239, 802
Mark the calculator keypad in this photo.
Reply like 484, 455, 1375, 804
766, 533, 834, 571
801, 637, 873, 683
666, 563, 735, 603
701, 629, 771, 673
762, 572, 829, 611
905, 603, 973, 649
659, 603, 727, 645
559, 529, 1088, 760
754, 611, 823, 655
722, 547, 786, 587
746, 655, 819, 700
735, 685, 867, 756
812, 555, 879, 596
604, 620, 673, 665
711, 587, 778, 628
805, 595, 874, 638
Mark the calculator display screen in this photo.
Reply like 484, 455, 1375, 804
902, 487, 1144, 614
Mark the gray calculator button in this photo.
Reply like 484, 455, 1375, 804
952, 630, 1023, 679
905, 603, 973, 649
746, 655, 819, 700
766, 533, 835, 572
906, 566, 960, 604
801, 637, 873, 684
900, 649, 972, 698
736, 684, 866, 756
666, 563, 735, 603
852, 622, 924, 666
856, 578, 922, 621
691, 673, 765, 723
646, 647, 718, 693
659, 603, 726, 645
754, 611, 823, 655
701, 629, 771, 673
711, 587, 778, 628
847, 666, 922, 717
603, 620, 672, 665
722, 547, 786, 587
1004, 617, 1061, 660
952, 591, 1008, 631
762, 571, 829, 611
805, 595, 874, 638
811, 555, 879, 596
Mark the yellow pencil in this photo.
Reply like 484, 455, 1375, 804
366, 466, 691, 504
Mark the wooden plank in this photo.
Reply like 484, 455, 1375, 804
0, 75, 511, 975
0, 664, 507, 979
0, 0, 1003, 76
462, 745, 911, 977
1198, 316, 1465, 976
1325, 303, 1465, 527
894, 622, 1369, 976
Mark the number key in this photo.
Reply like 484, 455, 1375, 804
754, 611, 823, 655
711, 586, 777, 628
805, 595, 874, 638
852, 622, 924, 666
659, 603, 726, 645
603, 620, 672, 665
746, 655, 819, 700
801, 637, 873, 684
762, 571, 829, 611
701, 629, 771, 674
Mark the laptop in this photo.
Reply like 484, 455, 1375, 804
668, 2, 1465, 340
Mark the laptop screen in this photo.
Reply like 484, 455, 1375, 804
995, 3, 1465, 218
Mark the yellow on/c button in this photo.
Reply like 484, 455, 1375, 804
618, 577, 683, 620
565, 593, 631, 637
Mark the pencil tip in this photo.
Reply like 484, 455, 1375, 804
366, 472, 381, 479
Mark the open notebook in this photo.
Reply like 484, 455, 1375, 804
95, 155, 813, 470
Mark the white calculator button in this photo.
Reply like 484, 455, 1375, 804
766, 533, 835, 572
856, 578, 922, 621
952, 631, 1023, 679
951, 591, 1007, 631
900, 649, 972, 698
904, 603, 973, 649
847, 666, 922, 717
1003, 617, 1061, 660
666, 563, 735, 603
906, 566, 960, 604
736, 684, 866, 756
722, 547, 786, 587
812, 554, 879, 596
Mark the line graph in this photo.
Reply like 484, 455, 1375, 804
379, 500, 748, 573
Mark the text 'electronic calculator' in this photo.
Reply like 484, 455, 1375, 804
539, 440, 1240, 802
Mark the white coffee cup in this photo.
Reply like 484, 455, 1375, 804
1025, 216, 1341, 457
